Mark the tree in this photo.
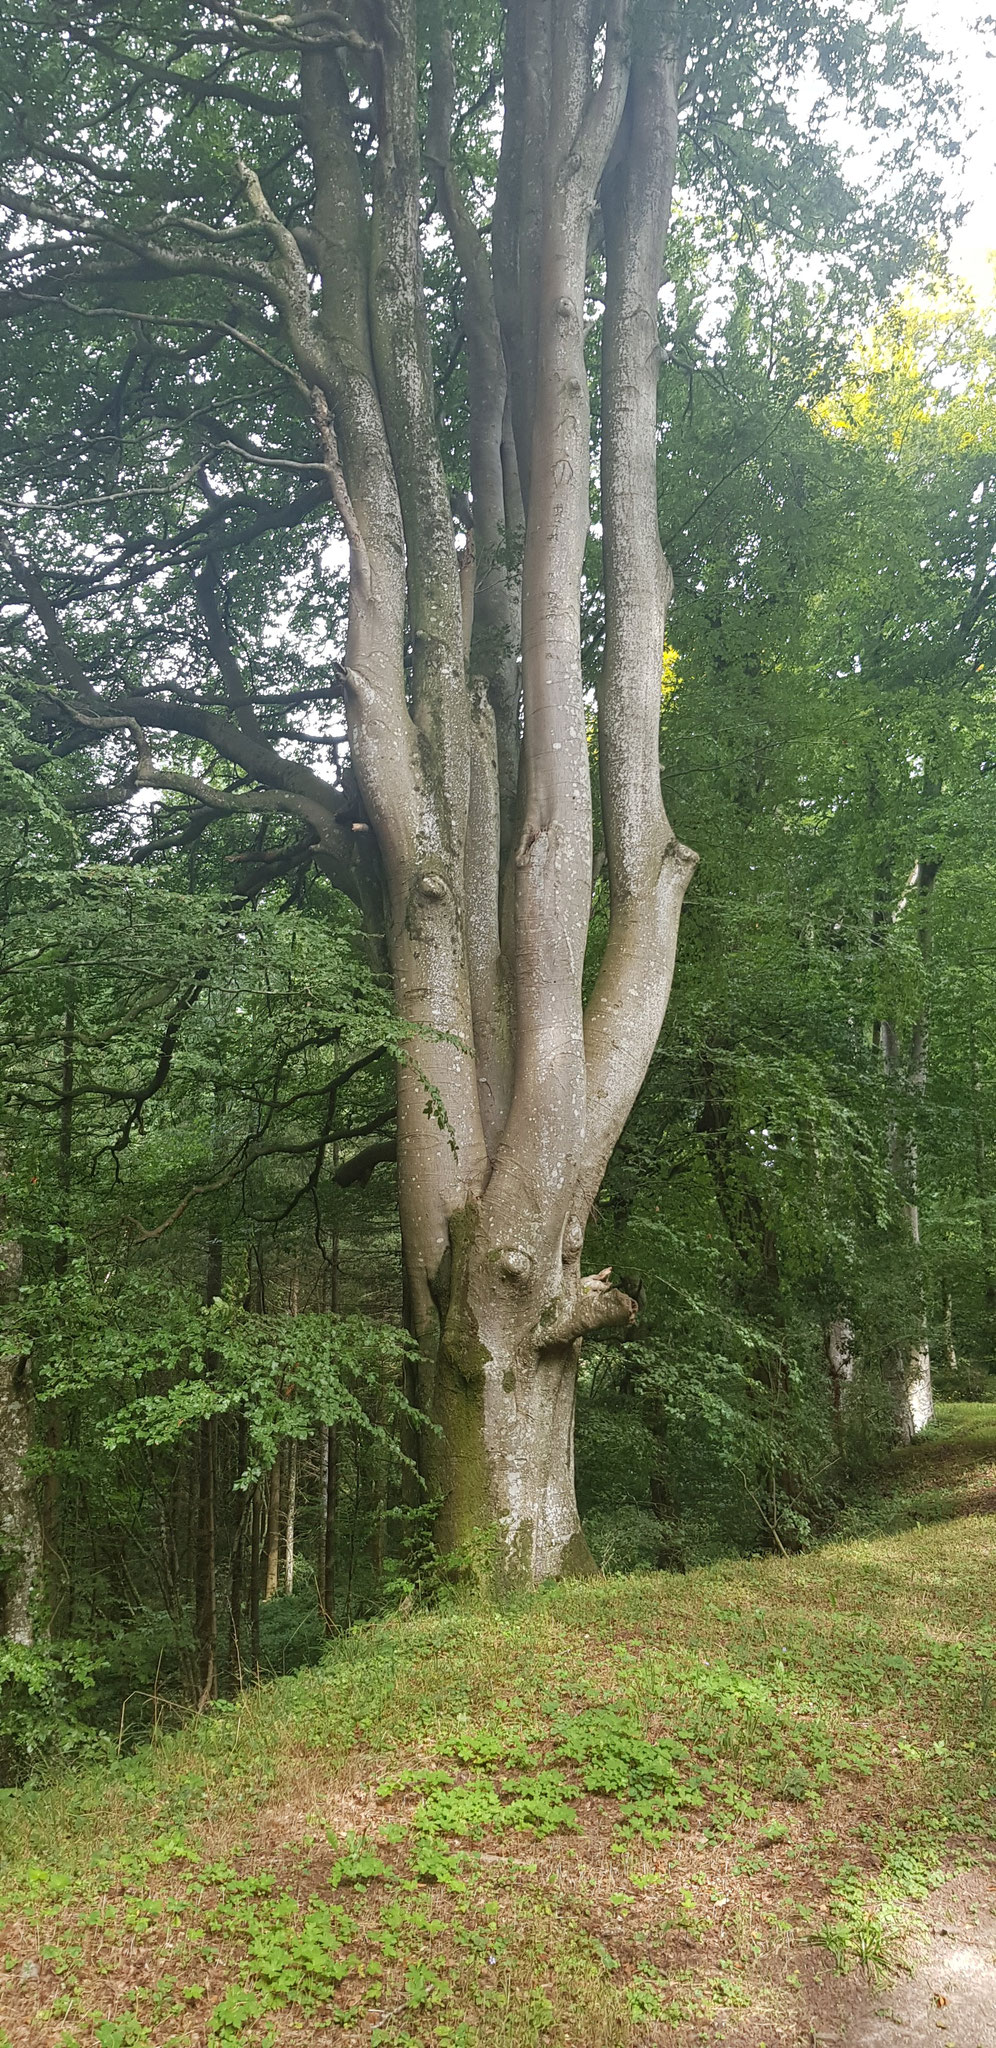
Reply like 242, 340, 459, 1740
572, 269, 996, 1566
808, 287, 996, 1429
0, 774, 418, 1706
0, 1, 960, 1580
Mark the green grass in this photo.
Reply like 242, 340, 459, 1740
1, 1403, 995, 2047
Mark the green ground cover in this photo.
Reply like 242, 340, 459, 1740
1, 1404, 995, 2048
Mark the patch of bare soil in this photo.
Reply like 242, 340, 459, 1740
828, 1873, 996, 2048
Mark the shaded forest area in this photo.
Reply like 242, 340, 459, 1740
0, 2, 994, 1785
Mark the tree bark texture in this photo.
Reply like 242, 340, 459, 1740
0, 1163, 40, 1638
264, 1456, 281, 1602
0, 1340, 39, 1645
879, 858, 937, 1441
0, 1170, 41, 1644
3, 0, 698, 1581
825, 1317, 855, 1415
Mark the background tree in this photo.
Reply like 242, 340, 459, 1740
575, 275, 996, 1565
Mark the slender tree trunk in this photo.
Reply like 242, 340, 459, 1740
284, 1438, 297, 1597
0, 1339, 39, 1646
881, 1015, 934, 1440
194, 1418, 217, 1707
195, 1228, 223, 1705
879, 861, 937, 1441
316, 1424, 328, 1620
323, 1427, 338, 1632
825, 1317, 855, 1414
38, 1009, 76, 1626
0, 1163, 41, 1644
264, 1457, 281, 1601
941, 1279, 957, 1381
249, 1480, 262, 1678
227, 1413, 249, 1693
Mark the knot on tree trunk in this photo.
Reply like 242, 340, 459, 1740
540, 1269, 638, 1348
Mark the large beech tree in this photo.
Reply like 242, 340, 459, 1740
0, 1, 957, 1578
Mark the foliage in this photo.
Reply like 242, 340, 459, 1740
575, 276, 996, 1566
0, 1637, 108, 1786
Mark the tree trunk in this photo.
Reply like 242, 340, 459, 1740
227, 1413, 249, 1694
195, 1228, 223, 1704
879, 860, 937, 1441
316, 1424, 328, 1621
0, 1354, 40, 1646
391, 8, 696, 1582
322, 1427, 337, 1632
825, 1317, 855, 1414
194, 1418, 217, 1707
882, 1015, 934, 1441
283, 1438, 297, 1597
0, 1170, 41, 1644
264, 1457, 281, 1602
249, 1480, 262, 1678
425, 1226, 598, 1580
941, 1280, 957, 1381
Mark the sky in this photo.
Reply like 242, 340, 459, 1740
904, 0, 996, 300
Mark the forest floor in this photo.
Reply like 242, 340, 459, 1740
1, 1402, 995, 2048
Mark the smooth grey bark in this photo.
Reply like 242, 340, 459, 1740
879, 859, 937, 1441
284, 1439, 297, 1598
941, 1280, 957, 1382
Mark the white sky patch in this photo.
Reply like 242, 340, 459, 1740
904, 1, 996, 301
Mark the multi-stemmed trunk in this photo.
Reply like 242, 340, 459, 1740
295, 1, 696, 1578
4, 1, 697, 1582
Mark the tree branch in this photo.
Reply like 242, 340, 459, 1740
580, 30, 697, 1219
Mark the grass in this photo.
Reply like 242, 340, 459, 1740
1, 1403, 995, 2047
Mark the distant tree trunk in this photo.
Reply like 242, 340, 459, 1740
195, 1229, 223, 1706
825, 1317, 855, 1413
879, 860, 937, 1441
317, 1202, 339, 1631
941, 1279, 957, 1381
316, 1425, 329, 1618
881, 1014, 933, 1439
194, 1419, 217, 1707
249, 1480, 262, 1678
39, 1009, 76, 1626
0, 1197, 40, 1645
284, 1438, 297, 1596
323, 1428, 338, 1632
264, 1457, 281, 1601
227, 1412, 249, 1693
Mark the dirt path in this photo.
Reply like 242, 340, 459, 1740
838, 1875, 996, 2048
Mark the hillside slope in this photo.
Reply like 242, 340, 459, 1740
2, 1406, 995, 2048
